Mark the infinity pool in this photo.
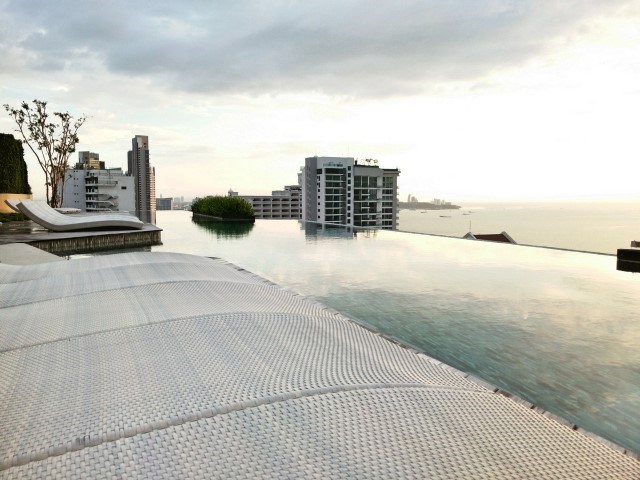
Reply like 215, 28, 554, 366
152, 211, 640, 452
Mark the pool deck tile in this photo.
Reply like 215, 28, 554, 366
0, 251, 638, 478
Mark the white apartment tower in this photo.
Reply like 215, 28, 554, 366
127, 135, 156, 223
301, 156, 400, 230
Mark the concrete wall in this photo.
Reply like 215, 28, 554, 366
0, 193, 32, 214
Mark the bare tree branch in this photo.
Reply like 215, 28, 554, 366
4, 100, 87, 207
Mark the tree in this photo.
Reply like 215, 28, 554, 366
4, 100, 86, 207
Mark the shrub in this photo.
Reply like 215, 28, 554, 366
191, 196, 254, 219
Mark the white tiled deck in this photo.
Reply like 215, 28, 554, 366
0, 251, 638, 478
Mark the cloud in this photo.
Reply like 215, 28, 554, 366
3, 0, 638, 98
2, 0, 639, 205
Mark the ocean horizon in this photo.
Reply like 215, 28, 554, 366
398, 200, 640, 255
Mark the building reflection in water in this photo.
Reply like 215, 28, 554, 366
301, 221, 379, 241
135, 210, 157, 225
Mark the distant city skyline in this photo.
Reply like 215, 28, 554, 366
1, 1, 639, 203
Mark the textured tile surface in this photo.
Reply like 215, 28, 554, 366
0, 252, 638, 478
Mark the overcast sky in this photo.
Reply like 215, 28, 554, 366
1, 0, 639, 202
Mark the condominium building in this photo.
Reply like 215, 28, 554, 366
300, 156, 400, 230
127, 135, 156, 223
62, 153, 135, 213
230, 185, 301, 219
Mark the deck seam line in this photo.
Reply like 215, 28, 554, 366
0, 310, 335, 355
0, 383, 482, 471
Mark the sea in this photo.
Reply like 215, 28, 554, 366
398, 201, 640, 255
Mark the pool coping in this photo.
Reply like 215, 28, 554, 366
0, 221, 162, 255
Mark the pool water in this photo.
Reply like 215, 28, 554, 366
152, 211, 640, 452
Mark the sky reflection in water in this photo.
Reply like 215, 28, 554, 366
154, 211, 640, 452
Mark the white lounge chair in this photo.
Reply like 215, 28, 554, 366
12, 200, 144, 231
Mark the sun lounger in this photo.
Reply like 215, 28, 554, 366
13, 200, 144, 231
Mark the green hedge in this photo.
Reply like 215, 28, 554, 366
0, 133, 31, 194
0, 212, 27, 222
191, 196, 254, 219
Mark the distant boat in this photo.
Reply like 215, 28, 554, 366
439, 215, 451, 218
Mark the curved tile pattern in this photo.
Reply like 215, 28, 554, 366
0, 252, 212, 284
0, 253, 638, 478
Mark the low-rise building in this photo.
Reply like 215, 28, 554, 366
231, 185, 301, 219
62, 153, 135, 213
463, 231, 517, 244
156, 197, 173, 210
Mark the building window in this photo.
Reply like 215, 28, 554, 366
121, 186, 127, 189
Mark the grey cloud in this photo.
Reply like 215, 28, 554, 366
4, 0, 637, 97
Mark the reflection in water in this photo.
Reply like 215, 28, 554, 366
301, 221, 357, 240
192, 218, 255, 239
300, 221, 382, 240
135, 210, 157, 225
152, 212, 640, 453
617, 260, 640, 273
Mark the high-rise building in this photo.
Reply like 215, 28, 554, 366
62, 152, 135, 213
300, 156, 400, 230
127, 135, 156, 223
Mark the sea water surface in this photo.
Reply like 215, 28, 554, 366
398, 201, 640, 254
151, 211, 640, 453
